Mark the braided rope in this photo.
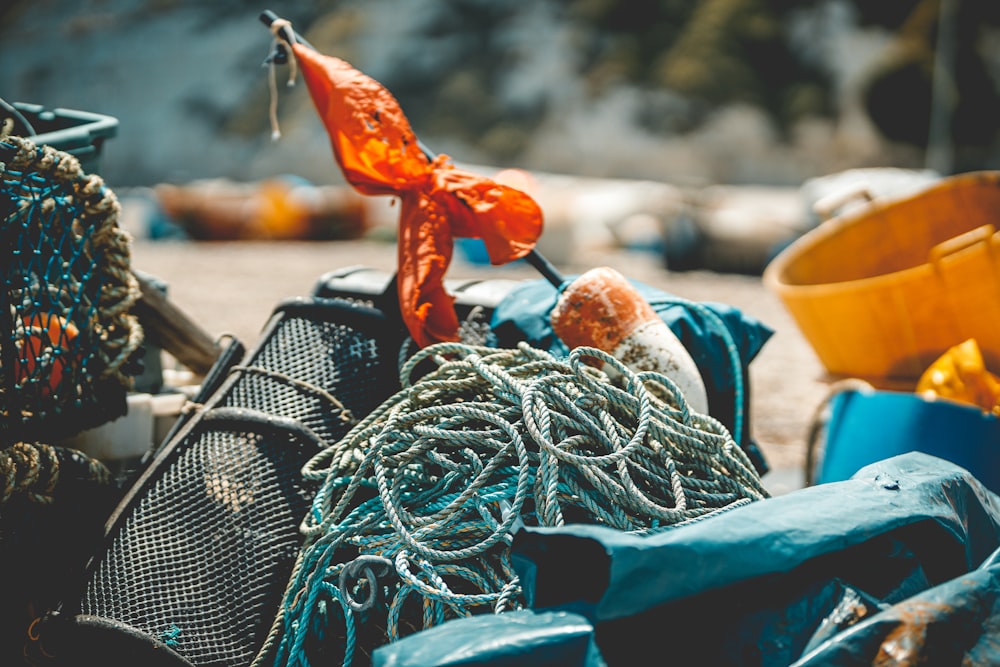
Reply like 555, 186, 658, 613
0, 136, 143, 421
0, 441, 110, 505
262, 341, 768, 667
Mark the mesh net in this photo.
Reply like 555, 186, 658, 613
0, 136, 142, 441
28, 298, 407, 666
217, 305, 397, 444
82, 416, 322, 665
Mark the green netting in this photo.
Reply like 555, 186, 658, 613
0, 135, 142, 442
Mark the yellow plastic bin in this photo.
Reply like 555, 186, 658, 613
763, 171, 1000, 382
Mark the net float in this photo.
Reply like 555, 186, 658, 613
16, 313, 80, 397
550, 266, 709, 414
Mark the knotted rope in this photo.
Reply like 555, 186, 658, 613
266, 17, 298, 140
260, 341, 768, 667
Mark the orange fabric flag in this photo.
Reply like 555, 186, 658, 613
290, 41, 543, 348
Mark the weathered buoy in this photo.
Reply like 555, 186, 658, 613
550, 266, 709, 414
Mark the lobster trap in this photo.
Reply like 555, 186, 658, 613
24, 291, 411, 665
0, 134, 143, 443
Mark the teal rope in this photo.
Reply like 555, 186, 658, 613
261, 341, 769, 667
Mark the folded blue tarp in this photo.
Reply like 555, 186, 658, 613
373, 452, 1000, 666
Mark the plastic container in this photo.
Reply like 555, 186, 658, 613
763, 170, 1000, 382
818, 387, 1000, 494
9, 102, 118, 174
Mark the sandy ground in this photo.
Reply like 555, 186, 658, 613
129, 237, 834, 495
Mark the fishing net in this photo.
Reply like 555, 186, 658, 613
25, 297, 409, 667
259, 341, 769, 667
0, 135, 143, 442
20, 271, 771, 667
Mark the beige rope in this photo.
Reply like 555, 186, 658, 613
268, 18, 299, 141
229, 364, 356, 425
0, 442, 110, 505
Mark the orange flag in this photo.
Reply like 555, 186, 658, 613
290, 41, 543, 348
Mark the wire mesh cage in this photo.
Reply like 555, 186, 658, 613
26, 296, 409, 666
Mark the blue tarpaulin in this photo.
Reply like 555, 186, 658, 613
373, 452, 1000, 666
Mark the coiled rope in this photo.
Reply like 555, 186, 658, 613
0, 442, 111, 505
259, 341, 768, 667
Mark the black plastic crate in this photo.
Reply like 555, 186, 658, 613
313, 265, 523, 347
6, 102, 118, 175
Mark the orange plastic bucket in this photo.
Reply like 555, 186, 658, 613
763, 170, 1000, 382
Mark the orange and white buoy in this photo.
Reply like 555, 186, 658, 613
550, 266, 709, 414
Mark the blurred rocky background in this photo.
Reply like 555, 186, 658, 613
3, 0, 999, 190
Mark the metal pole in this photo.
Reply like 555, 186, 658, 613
926, 0, 956, 174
